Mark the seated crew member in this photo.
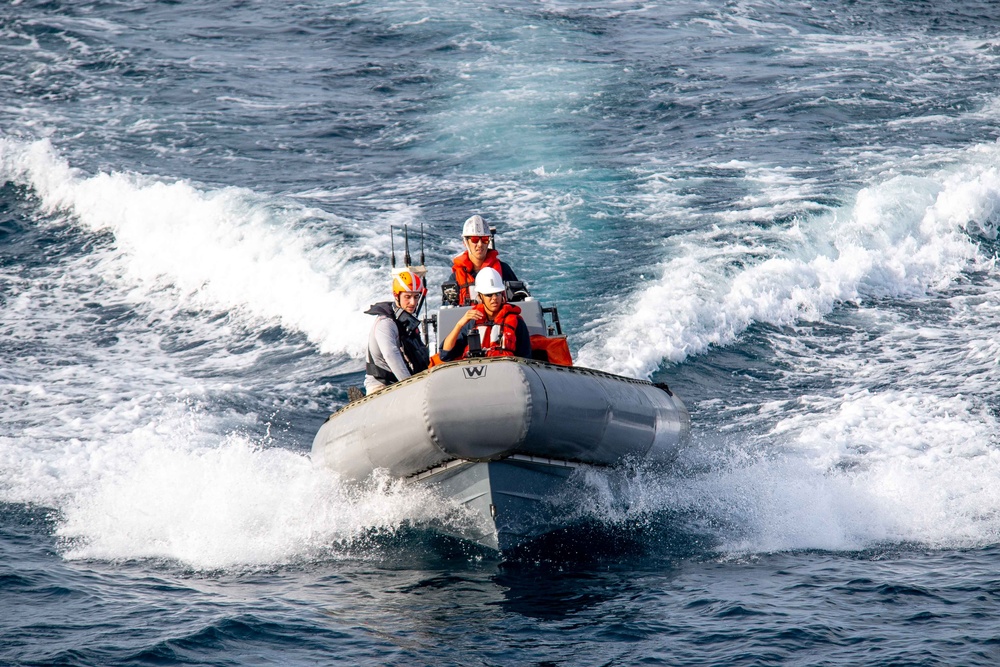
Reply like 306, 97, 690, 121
449, 214, 519, 306
363, 269, 430, 394
439, 267, 531, 361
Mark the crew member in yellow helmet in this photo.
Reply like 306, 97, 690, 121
363, 270, 430, 394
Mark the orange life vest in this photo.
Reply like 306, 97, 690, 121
452, 249, 503, 306
471, 302, 522, 358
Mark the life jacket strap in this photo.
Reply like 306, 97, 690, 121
366, 348, 398, 384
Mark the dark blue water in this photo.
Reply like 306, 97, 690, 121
4, 1, 1000, 664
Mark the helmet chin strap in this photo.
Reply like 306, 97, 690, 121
481, 294, 505, 317
393, 293, 425, 325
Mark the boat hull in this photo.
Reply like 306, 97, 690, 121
311, 356, 690, 551
411, 456, 580, 551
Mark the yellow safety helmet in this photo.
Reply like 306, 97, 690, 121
392, 269, 427, 296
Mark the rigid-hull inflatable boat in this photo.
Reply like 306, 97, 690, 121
311, 354, 690, 551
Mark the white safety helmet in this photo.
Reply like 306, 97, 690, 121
462, 214, 490, 238
474, 266, 506, 296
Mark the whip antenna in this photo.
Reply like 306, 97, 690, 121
390, 226, 397, 268
420, 221, 425, 265
403, 225, 412, 266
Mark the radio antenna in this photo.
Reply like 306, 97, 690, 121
403, 225, 412, 266
390, 226, 397, 268
419, 221, 426, 265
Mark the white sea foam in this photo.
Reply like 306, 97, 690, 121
571, 245, 1000, 554
55, 434, 458, 569
0, 137, 383, 357
562, 383, 1000, 554
577, 143, 1000, 379
0, 259, 456, 571
566, 141, 1000, 554
0, 138, 463, 567
0, 403, 458, 569
708, 388, 1000, 552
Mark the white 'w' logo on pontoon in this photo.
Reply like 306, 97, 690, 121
463, 366, 487, 379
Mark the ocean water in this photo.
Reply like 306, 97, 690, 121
3, 0, 1000, 664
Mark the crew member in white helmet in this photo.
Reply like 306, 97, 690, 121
363, 269, 430, 394
448, 214, 519, 306
439, 267, 531, 361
